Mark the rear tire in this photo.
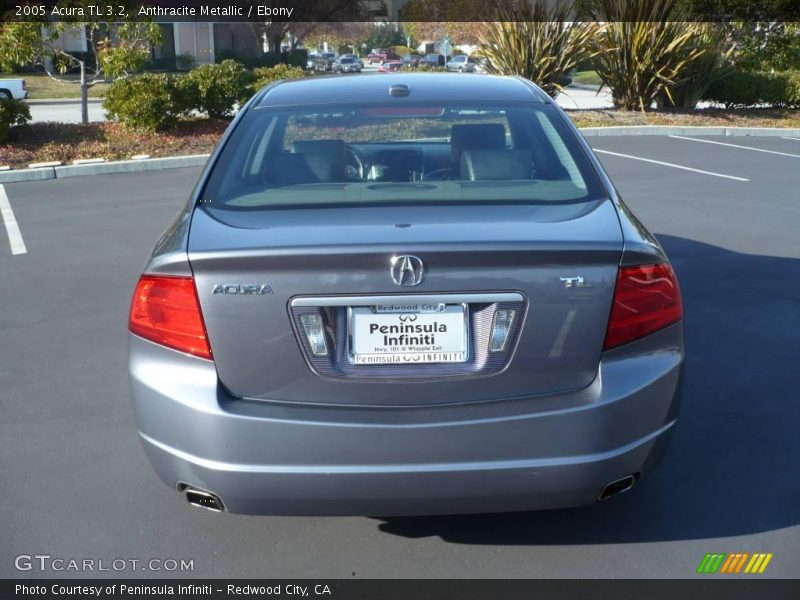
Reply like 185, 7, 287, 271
0, 90, 11, 100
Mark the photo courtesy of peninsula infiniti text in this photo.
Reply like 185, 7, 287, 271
128, 74, 684, 516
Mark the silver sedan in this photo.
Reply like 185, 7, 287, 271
128, 74, 683, 515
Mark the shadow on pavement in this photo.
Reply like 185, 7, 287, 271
377, 235, 800, 543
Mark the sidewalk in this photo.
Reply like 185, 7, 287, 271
26, 97, 104, 105
557, 84, 613, 110
26, 98, 106, 123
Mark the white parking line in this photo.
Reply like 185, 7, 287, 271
592, 149, 749, 181
782, 137, 800, 142
669, 135, 800, 158
0, 184, 27, 255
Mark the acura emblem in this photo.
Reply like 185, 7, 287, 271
390, 255, 424, 287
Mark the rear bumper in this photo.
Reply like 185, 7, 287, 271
129, 325, 683, 515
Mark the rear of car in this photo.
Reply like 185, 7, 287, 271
0, 78, 27, 100
129, 75, 683, 515
378, 61, 403, 72
421, 54, 445, 68
314, 52, 336, 71
446, 55, 477, 72
403, 53, 422, 67
334, 57, 361, 73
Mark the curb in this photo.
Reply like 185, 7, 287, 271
2, 126, 800, 184
54, 154, 210, 179
579, 125, 800, 137
1, 154, 209, 184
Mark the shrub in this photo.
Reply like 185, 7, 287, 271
415, 63, 446, 72
103, 74, 185, 132
478, 0, 600, 98
215, 50, 308, 70
0, 98, 31, 142
703, 70, 800, 108
285, 50, 308, 69
176, 53, 195, 71
657, 24, 734, 109
391, 46, 416, 57
252, 64, 305, 92
785, 71, 800, 107
592, 0, 712, 111
182, 60, 253, 118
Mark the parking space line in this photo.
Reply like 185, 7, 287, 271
0, 184, 27, 255
591, 149, 749, 181
782, 137, 800, 142
669, 135, 800, 158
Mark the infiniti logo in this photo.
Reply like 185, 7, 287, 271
390, 255, 424, 287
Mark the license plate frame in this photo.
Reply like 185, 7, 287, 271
348, 303, 469, 365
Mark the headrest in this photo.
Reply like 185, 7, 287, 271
450, 124, 506, 164
460, 149, 534, 181
291, 140, 347, 158
269, 142, 347, 185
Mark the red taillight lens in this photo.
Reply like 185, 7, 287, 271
128, 275, 212, 359
604, 263, 682, 350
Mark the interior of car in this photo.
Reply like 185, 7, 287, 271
203, 104, 597, 207
260, 121, 569, 186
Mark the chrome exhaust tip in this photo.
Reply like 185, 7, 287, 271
181, 486, 225, 512
599, 474, 636, 501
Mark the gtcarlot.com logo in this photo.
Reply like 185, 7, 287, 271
696, 552, 773, 574
14, 554, 194, 572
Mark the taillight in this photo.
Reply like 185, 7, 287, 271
604, 263, 682, 350
128, 274, 212, 359
22, 79, 26, 90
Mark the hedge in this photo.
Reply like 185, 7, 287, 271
215, 50, 308, 70
252, 64, 304, 91
181, 60, 253, 118
703, 70, 800, 108
104, 62, 311, 130
0, 98, 31, 142
103, 74, 187, 132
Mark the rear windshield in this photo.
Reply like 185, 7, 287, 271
200, 102, 605, 211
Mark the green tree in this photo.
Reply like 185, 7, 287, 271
0, 1, 159, 124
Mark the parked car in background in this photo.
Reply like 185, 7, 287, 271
0, 78, 27, 100
446, 55, 477, 72
333, 56, 362, 73
306, 53, 317, 69
340, 54, 365, 69
418, 54, 445, 68
128, 73, 684, 516
313, 52, 337, 71
474, 57, 490, 74
377, 60, 403, 73
368, 49, 402, 64
402, 53, 423, 68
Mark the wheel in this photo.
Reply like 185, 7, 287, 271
0, 90, 11, 100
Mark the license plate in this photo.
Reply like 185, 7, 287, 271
349, 304, 467, 365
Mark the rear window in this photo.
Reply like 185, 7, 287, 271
200, 102, 605, 211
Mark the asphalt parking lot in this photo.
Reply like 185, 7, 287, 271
1, 134, 798, 578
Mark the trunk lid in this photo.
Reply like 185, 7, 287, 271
188, 199, 622, 406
